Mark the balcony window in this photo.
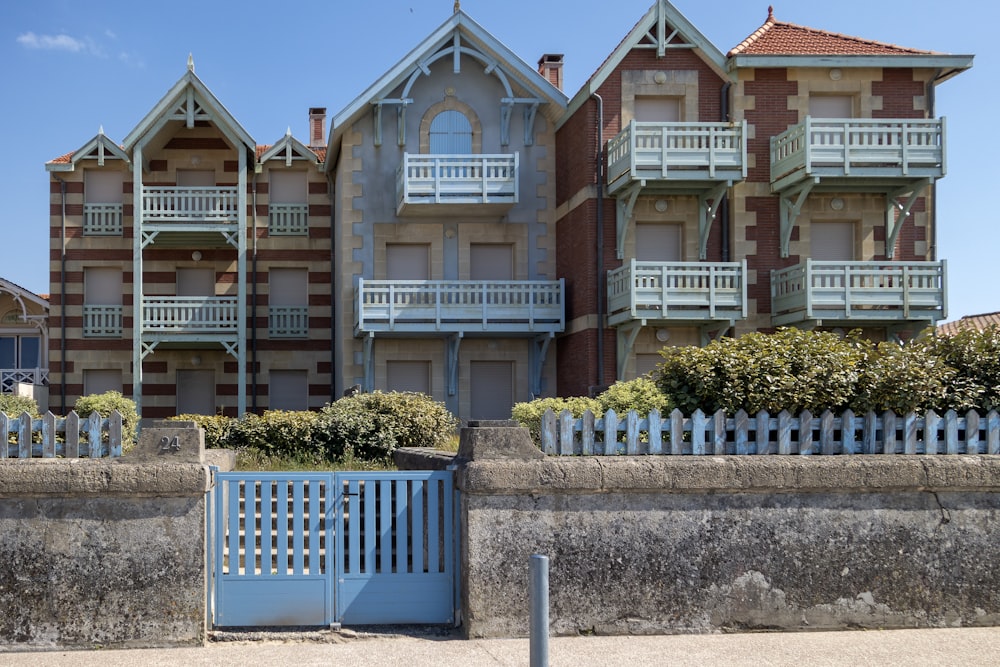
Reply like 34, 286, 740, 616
268, 171, 308, 236
268, 268, 308, 338
470, 244, 513, 281
634, 96, 681, 123
808, 95, 854, 119
636, 223, 682, 262
387, 244, 431, 280
387, 360, 431, 395
84, 267, 123, 338
811, 222, 856, 262
84, 170, 123, 236
429, 110, 473, 154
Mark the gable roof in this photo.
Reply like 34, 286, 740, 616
560, 1, 727, 128
327, 10, 567, 166
122, 59, 255, 161
258, 130, 324, 167
0, 277, 49, 312
46, 129, 131, 172
727, 7, 973, 79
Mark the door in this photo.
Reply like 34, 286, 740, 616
470, 244, 513, 281
470, 361, 514, 421
387, 360, 431, 394
811, 222, 855, 262
177, 369, 215, 416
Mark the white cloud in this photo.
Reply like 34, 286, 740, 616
16, 31, 89, 53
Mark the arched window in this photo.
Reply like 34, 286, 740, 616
429, 110, 473, 154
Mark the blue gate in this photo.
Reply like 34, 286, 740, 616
208, 470, 457, 627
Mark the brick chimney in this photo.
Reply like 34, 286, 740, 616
537, 54, 564, 91
309, 107, 326, 148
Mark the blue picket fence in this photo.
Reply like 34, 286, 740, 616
1, 410, 124, 458
541, 408, 1000, 456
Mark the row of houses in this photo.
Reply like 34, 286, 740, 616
2, 1, 975, 421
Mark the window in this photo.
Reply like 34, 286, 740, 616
84, 170, 124, 236
0, 336, 39, 369
177, 370, 215, 416
636, 223, 682, 262
809, 96, 854, 119
269, 370, 308, 411
84, 369, 122, 396
470, 244, 513, 281
84, 267, 123, 337
176, 268, 214, 297
636, 354, 661, 378
470, 361, 514, 420
268, 171, 309, 235
387, 361, 431, 395
811, 222, 855, 262
386, 244, 430, 280
634, 96, 681, 123
269, 268, 309, 338
429, 110, 473, 154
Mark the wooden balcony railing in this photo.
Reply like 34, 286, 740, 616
771, 260, 947, 324
607, 260, 748, 326
83, 203, 123, 236
770, 118, 945, 186
83, 305, 123, 338
141, 186, 239, 222
607, 121, 747, 193
0, 368, 48, 394
141, 296, 238, 333
396, 153, 518, 209
269, 306, 309, 338
356, 279, 564, 334
268, 203, 309, 236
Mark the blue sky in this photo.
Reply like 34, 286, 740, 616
1, 0, 996, 322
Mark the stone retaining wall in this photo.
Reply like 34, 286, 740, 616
402, 424, 1000, 638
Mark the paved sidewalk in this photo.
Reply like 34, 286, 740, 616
2, 627, 1000, 666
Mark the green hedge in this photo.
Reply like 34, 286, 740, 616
75, 391, 139, 452
0, 394, 39, 418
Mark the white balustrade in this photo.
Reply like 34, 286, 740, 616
83, 305, 123, 337
397, 154, 519, 206
0, 369, 48, 394
607, 260, 747, 324
269, 306, 309, 338
83, 202, 123, 235
268, 203, 309, 235
142, 186, 238, 222
142, 296, 238, 332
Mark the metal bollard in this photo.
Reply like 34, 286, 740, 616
530, 554, 549, 667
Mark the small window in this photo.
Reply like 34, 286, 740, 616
176, 268, 215, 297
268, 171, 309, 236
636, 223, 682, 262
269, 268, 308, 338
470, 244, 513, 281
809, 96, 854, 119
83, 268, 123, 338
811, 222, 855, 262
429, 110, 473, 154
84, 369, 123, 396
386, 244, 431, 280
269, 370, 308, 411
0, 337, 40, 370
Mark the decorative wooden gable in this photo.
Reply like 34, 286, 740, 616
46, 128, 131, 172
259, 130, 320, 168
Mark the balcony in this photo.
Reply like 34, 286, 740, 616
0, 368, 47, 394
607, 260, 748, 327
141, 296, 239, 337
606, 121, 747, 195
268, 203, 309, 236
771, 260, 947, 327
396, 153, 518, 217
83, 203, 123, 236
355, 279, 564, 335
770, 118, 945, 192
269, 306, 309, 338
83, 305, 123, 338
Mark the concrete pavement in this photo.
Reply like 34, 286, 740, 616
2, 627, 1000, 666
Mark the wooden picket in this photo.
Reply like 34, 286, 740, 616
1, 410, 124, 459
540, 408, 1000, 456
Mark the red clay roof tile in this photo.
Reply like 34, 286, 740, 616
729, 6, 938, 57
937, 312, 1000, 336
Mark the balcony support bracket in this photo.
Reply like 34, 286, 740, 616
779, 178, 817, 258
700, 320, 734, 347
698, 182, 729, 260
140, 341, 158, 360
446, 333, 463, 397
221, 341, 239, 359
530, 333, 554, 398
523, 103, 538, 147
500, 102, 513, 147
140, 230, 159, 249
616, 321, 644, 381
885, 179, 930, 259
616, 182, 643, 260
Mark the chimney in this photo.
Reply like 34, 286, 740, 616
537, 54, 564, 91
309, 107, 327, 148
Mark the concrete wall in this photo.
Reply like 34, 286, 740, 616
0, 424, 210, 650
445, 424, 1000, 638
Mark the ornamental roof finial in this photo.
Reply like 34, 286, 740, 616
454, 1, 460, 13
767, 5, 774, 21
187, 53, 195, 72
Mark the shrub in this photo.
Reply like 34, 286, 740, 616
0, 394, 39, 418
851, 339, 956, 414
597, 377, 670, 417
316, 391, 457, 463
172, 413, 235, 450
511, 395, 601, 443
926, 325, 1000, 412
655, 328, 867, 415
75, 390, 139, 451
227, 410, 327, 463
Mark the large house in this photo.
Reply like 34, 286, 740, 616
42, 1, 972, 419
0, 278, 48, 405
